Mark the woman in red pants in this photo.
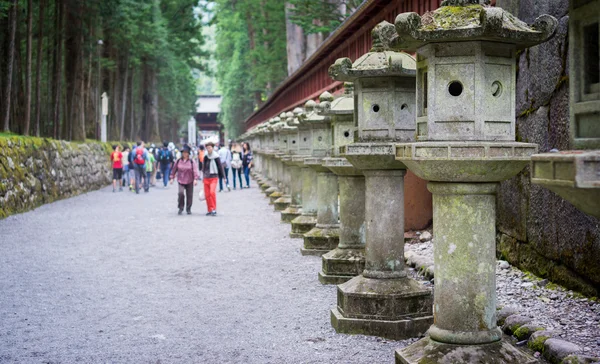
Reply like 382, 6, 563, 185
202, 142, 225, 216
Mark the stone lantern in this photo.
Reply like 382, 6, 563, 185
328, 20, 433, 340
301, 92, 339, 256
281, 111, 309, 223
258, 117, 279, 192
393, 1, 557, 362
290, 103, 322, 239
270, 116, 292, 212
530, 0, 600, 219
320, 83, 367, 284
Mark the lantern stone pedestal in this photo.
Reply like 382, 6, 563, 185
273, 155, 292, 212
301, 158, 339, 256
331, 147, 433, 340
290, 164, 318, 238
320, 157, 365, 284
280, 156, 306, 223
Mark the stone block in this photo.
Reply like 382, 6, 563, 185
290, 214, 316, 239
496, 306, 520, 326
513, 324, 545, 340
319, 248, 365, 285
273, 197, 291, 212
302, 226, 339, 256
528, 329, 556, 352
561, 355, 600, 364
280, 206, 301, 223
543, 338, 581, 364
502, 314, 533, 334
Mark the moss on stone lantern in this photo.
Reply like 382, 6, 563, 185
393, 1, 557, 363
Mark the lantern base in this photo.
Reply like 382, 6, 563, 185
273, 196, 291, 211
281, 205, 302, 223
319, 247, 365, 285
301, 225, 340, 256
395, 336, 537, 364
290, 214, 317, 238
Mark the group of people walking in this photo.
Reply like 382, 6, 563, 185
110, 140, 253, 216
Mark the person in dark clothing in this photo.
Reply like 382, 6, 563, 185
158, 141, 174, 187
202, 142, 225, 216
242, 142, 253, 188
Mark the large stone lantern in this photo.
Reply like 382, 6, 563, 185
290, 104, 321, 239
258, 117, 279, 192
328, 21, 433, 340
301, 92, 340, 256
530, 0, 600, 219
393, 1, 557, 362
320, 83, 367, 284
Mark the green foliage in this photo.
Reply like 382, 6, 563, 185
288, 0, 363, 35
213, 0, 287, 138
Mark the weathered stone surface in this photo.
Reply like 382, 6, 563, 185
0, 136, 112, 219
561, 354, 600, 364
319, 248, 365, 285
544, 338, 582, 364
332, 275, 432, 340
497, 306, 520, 326
513, 323, 545, 340
396, 336, 537, 364
502, 314, 533, 334
528, 329, 556, 352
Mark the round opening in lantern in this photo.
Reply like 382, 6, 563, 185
492, 81, 503, 97
448, 81, 463, 97
401, 104, 408, 110
343, 131, 350, 138
372, 104, 380, 113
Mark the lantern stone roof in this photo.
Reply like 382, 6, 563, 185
329, 21, 416, 82
327, 83, 354, 116
394, 0, 557, 51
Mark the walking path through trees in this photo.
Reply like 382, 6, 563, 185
0, 185, 406, 363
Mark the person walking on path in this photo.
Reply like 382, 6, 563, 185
150, 144, 158, 187
218, 144, 232, 192
132, 141, 148, 194
169, 145, 199, 215
146, 149, 156, 191
121, 145, 131, 190
203, 142, 224, 216
230, 143, 243, 190
110, 145, 123, 193
198, 145, 205, 180
242, 142, 253, 189
158, 141, 174, 187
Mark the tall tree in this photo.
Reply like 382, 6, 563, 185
1, 0, 17, 132
23, 0, 32, 135
34, 0, 46, 136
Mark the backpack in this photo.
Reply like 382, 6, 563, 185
231, 152, 242, 169
134, 148, 145, 165
159, 147, 171, 163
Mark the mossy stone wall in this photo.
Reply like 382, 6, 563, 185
0, 136, 113, 219
495, 1, 600, 297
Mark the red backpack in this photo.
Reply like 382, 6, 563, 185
134, 148, 145, 165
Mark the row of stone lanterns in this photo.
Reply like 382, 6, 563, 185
240, 0, 559, 362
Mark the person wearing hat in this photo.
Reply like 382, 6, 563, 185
169, 145, 199, 215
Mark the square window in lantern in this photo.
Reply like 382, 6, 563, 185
484, 63, 513, 124
393, 91, 416, 130
434, 64, 475, 122
359, 91, 392, 131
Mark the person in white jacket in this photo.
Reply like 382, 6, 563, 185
218, 144, 232, 192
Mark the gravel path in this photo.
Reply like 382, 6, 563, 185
405, 238, 600, 358
0, 183, 409, 363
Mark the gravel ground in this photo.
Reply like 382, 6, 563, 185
0, 183, 411, 363
405, 237, 600, 358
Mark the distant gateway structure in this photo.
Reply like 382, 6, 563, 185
194, 95, 224, 145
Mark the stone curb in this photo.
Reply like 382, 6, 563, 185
403, 250, 600, 364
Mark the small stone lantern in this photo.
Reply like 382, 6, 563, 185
320, 83, 367, 284
290, 103, 322, 239
530, 0, 600, 219
301, 92, 340, 256
281, 111, 310, 223
328, 20, 433, 340
394, 1, 557, 362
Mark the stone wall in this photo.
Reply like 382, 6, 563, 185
0, 136, 113, 219
495, 0, 600, 297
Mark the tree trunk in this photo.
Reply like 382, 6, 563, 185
119, 54, 129, 141
23, 0, 32, 135
65, 0, 85, 141
245, 15, 262, 107
2, 0, 18, 132
284, 2, 305, 76
142, 62, 160, 143
34, 0, 46, 137
53, 0, 65, 139
128, 69, 135, 141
